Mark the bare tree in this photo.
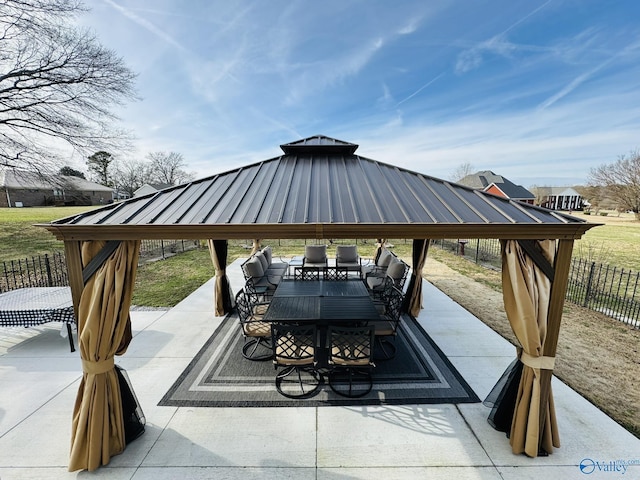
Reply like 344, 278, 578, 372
86, 151, 113, 186
0, 0, 136, 172
450, 162, 475, 182
113, 158, 151, 198
146, 151, 194, 185
589, 151, 640, 220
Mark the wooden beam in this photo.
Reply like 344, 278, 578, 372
538, 238, 574, 452
38, 222, 598, 242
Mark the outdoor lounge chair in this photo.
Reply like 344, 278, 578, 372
301, 244, 328, 280
366, 258, 408, 299
335, 245, 362, 278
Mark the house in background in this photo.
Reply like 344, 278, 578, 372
532, 187, 584, 211
456, 170, 535, 204
0, 169, 114, 207
133, 183, 173, 197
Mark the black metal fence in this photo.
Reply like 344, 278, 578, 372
0, 240, 201, 293
567, 259, 640, 329
435, 238, 640, 329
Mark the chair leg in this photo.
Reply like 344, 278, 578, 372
275, 366, 322, 398
328, 367, 373, 398
242, 338, 273, 361
373, 337, 397, 361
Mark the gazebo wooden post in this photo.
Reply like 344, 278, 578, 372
64, 240, 84, 321
537, 238, 574, 451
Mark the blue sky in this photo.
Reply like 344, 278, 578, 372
77, 0, 640, 187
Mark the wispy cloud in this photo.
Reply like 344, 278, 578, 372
101, 0, 190, 53
455, 0, 554, 74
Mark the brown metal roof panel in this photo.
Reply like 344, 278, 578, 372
191, 165, 263, 224
252, 159, 291, 224
357, 159, 412, 223
279, 155, 313, 224
344, 163, 382, 223
406, 176, 466, 223
227, 160, 282, 224
452, 187, 515, 223
426, 180, 486, 223
149, 177, 227, 224
137, 180, 214, 224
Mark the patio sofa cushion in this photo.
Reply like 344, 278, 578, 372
261, 246, 289, 274
242, 257, 265, 279
255, 252, 270, 272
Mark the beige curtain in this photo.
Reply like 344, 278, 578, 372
69, 240, 140, 471
208, 239, 233, 316
250, 239, 261, 255
404, 239, 430, 316
373, 238, 385, 263
502, 239, 560, 457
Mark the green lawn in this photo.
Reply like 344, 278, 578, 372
573, 212, 640, 271
0, 206, 97, 262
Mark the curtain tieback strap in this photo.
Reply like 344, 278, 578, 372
519, 351, 555, 370
82, 357, 115, 375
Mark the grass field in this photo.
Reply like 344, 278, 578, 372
0, 206, 97, 262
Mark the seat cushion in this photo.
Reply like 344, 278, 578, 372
243, 320, 271, 337
242, 257, 264, 278
336, 245, 358, 263
386, 259, 405, 280
261, 245, 273, 264
305, 245, 327, 263
255, 251, 269, 272
377, 249, 393, 267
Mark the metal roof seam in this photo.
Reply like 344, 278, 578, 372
277, 156, 296, 224
396, 170, 438, 223
374, 162, 413, 223
223, 163, 265, 224
418, 176, 465, 223
249, 161, 278, 224
342, 156, 360, 223
443, 182, 491, 223
117, 190, 167, 225
304, 155, 313, 223
355, 156, 386, 223
507, 197, 544, 224
152, 179, 206, 224
470, 190, 519, 224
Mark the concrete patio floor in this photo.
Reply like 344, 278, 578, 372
1, 259, 638, 479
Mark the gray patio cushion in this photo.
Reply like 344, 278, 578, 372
336, 245, 358, 263
255, 251, 269, 271
377, 249, 393, 267
305, 245, 327, 263
242, 257, 264, 278
261, 246, 273, 264
387, 259, 405, 279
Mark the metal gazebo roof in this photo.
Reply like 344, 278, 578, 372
41, 135, 596, 241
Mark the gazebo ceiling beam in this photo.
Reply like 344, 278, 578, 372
41, 222, 597, 242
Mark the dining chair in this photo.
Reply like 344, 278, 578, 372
302, 244, 328, 280
335, 245, 362, 278
327, 325, 376, 398
370, 286, 404, 360
235, 290, 273, 361
271, 323, 322, 398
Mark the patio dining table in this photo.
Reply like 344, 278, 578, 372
0, 287, 76, 352
263, 279, 380, 366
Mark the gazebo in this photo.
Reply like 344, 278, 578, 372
41, 135, 597, 471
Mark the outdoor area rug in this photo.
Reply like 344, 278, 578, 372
159, 313, 480, 407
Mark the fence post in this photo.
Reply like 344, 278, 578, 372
475, 240, 480, 264
583, 261, 596, 308
44, 254, 53, 287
